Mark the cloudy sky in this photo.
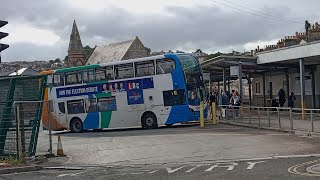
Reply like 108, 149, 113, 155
1, 0, 320, 61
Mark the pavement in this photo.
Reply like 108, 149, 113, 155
3, 123, 320, 179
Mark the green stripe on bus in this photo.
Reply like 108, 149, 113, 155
96, 92, 112, 128
55, 64, 100, 73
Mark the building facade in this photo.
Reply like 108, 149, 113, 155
86, 36, 150, 64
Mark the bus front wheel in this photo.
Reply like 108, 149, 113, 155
142, 112, 158, 129
70, 118, 83, 133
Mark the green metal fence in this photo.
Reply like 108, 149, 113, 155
0, 75, 47, 158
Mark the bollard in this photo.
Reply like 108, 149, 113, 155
249, 107, 251, 124
200, 101, 204, 128
212, 103, 216, 125
267, 108, 270, 127
289, 108, 293, 130
311, 110, 314, 132
258, 107, 261, 128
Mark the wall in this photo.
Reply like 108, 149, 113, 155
122, 39, 150, 60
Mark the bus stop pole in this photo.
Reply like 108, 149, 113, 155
223, 67, 227, 93
238, 61, 243, 100
299, 58, 306, 120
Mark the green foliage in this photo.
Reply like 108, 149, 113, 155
54, 58, 61, 63
0, 156, 26, 166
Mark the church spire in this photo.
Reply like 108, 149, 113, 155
67, 19, 85, 67
68, 19, 83, 52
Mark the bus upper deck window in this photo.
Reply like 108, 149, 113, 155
95, 68, 107, 81
66, 71, 82, 85
53, 74, 64, 86
156, 58, 175, 74
115, 63, 133, 79
135, 60, 155, 77
83, 69, 95, 83
47, 75, 53, 86
104, 66, 114, 80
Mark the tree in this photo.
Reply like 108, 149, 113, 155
54, 58, 61, 63
83, 45, 94, 58
63, 56, 68, 66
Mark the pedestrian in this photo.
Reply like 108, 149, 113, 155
278, 88, 286, 107
288, 92, 296, 108
220, 92, 229, 118
208, 92, 216, 119
233, 91, 241, 118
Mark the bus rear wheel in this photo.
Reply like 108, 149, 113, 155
70, 118, 83, 133
142, 112, 158, 129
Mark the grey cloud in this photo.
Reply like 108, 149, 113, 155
1, 0, 320, 61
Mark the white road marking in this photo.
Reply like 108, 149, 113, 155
148, 170, 159, 174
186, 164, 205, 173
57, 172, 84, 177
165, 166, 185, 173
205, 163, 238, 171
246, 161, 265, 170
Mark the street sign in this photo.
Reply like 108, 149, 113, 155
203, 72, 210, 81
230, 66, 239, 76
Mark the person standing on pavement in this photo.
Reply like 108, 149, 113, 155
208, 92, 216, 119
288, 92, 296, 108
278, 88, 286, 107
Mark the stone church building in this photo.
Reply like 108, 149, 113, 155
67, 20, 86, 67
67, 20, 150, 67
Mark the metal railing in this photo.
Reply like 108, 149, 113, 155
218, 105, 320, 133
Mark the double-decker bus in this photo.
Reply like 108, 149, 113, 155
42, 53, 206, 132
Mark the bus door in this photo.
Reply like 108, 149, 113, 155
57, 101, 67, 125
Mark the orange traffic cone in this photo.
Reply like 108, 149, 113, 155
57, 135, 65, 156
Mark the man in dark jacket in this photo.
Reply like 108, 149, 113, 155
278, 88, 286, 107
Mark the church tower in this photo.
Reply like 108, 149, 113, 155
67, 19, 85, 67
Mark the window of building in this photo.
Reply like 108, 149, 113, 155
58, 102, 65, 114
114, 63, 134, 79
97, 97, 117, 112
65, 71, 82, 85
53, 73, 64, 86
67, 99, 85, 114
82, 69, 95, 82
135, 60, 155, 77
163, 89, 186, 106
156, 58, 175, 74
256, 82, 261, 94
85, 98, 97, 113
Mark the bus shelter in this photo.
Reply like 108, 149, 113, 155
201, 55, 270, 106
256, 41, 320, 109
201, 40, 320, 109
